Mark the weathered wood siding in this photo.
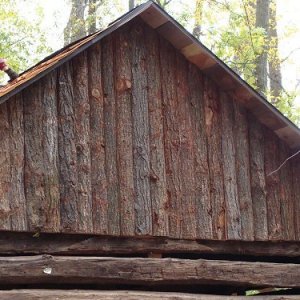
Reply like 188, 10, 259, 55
0, 18, 299, 241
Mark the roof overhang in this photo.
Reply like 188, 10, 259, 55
1, 1, 300, 149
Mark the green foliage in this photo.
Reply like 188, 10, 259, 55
64, 0, 125, 45
1, 0, 299, 126
274, 91, 300, 125
0, 0, 52, 84
192, 0, 300, 126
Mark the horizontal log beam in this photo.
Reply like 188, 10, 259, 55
0, 255, 299, 288
0, 232, 299, 257
0, 290, 299, 300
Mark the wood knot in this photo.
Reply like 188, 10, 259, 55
205, 106, 214, 127
117, 78, 132, 92
76, 144, 84, 154
83, 102, 90, 113
150, 173, 159, 182
92, 88, 101, 98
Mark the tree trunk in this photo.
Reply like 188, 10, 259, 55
193, 0, 204, 40
129, 0, 135, 10
155, 0, 172, 9
255, 0, 270, 94
268, 0, 282, 104
64, 0, 88, 46
88, 0, 97, 34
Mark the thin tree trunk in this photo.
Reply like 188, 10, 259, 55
155, 0, 172, 9
129, 0, 135, 10
193, 0, 204, 40
255, 0, 270, 94
64, 0, 88, 46
268, 0, 282, 104
88, 0, 97, 35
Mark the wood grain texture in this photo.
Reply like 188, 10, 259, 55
159, 38, 183, 238
24, 71, 59, 232
0, 290, 299, 300
102, 35, 120, 236
292, 152, 300, 240
131, 21, 152, 235
233, 101, 253, 240
145, 24, 169, 237
203, 78, 225, 240
0, 255, 298, 287
88, 43, 108, 234
0, 21, 299, 243
58, 62, 78, 232
188, 65, 212, 239
72, 51, 93, 233
278, 143, 295, 240
8, 94, 27, 231
114, 27, 135, 236
0, 232, 299, 257
221, 93, 241, 240
0, 101, 11, 230
176, 52, 197, 239
264, 128, 282, 240
248, 113, 268, 240
40, 72, 60, 232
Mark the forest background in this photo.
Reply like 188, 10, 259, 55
1, 0, 300, 125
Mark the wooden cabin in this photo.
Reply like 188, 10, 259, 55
0, 1, 299, 299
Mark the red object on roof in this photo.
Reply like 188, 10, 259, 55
0, 59, 7, 71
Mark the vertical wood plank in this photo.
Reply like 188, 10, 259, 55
248, 113, 268, 240
221, 93, 241, 240
72, 51, 93, 233
24, 81, 43, 232
88, 43, 108, 235
203, 78, 225, 240
58, 62, 78, 232
264, 128, 282, 240
176, 53, 197, 239
8, 94, 27, 231
24, 71, 60, 232
188, 65, 212, 239
115, 28, 135, 236
233, 101, 254, 240
292, 152, 300, 239
278, 143, 295, 240
0, 102, 12, 230
102, 35, 120, 236
40, 72, 60, 231
131, 21, 152, 235
146, 27, 168, 237
159, 38, 182, 238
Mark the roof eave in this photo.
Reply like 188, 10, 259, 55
140, 2, 300, 149
0, 1, 153, 104
0, 0, 299, 149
